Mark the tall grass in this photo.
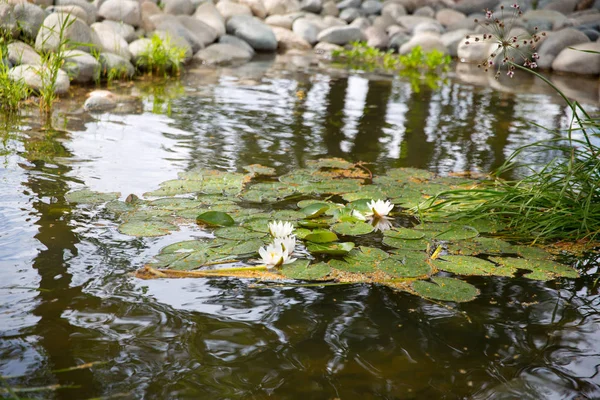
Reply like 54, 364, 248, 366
136, 33, 186, 76
0, 39, 30, 113
419, 64, 600, 243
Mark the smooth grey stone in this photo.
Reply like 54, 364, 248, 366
264, 0, 301, 16
552, 41, 600, 74
63, 49, 101, 83
226, 15, 278, 51
92, 23, 132, 60
316, 25, 363, 45
321, 1, 339, 16
194, 2, 226, 37
97, 20, 137, 43
339, 7, 361, 23
98, 0, 142, 27
300, 0, 322, 13
350, 17, 371, 30
361, 0, 382, 15
99, 52, 135, 78
151, 15, 204, 52
7, 41, 41, 66
128, 38, 153, 64
271, 26, 311, 51
219, 34, 255, 56
55, 0, 97, 24
364, 25, 388, 48
163, 0, 195, 15
178, 15, 219, 47
388, 31, 410, 51
440, 28, 472, 57
435, 8, 466, 27
453, 0, 500, 15
8, 64, 69, 94
336, 0, 361, 10
382, 3, 406, 20
216, 1, 252, 20
12, 3, 47, 39
36, 13, 101, 53
537, 28, 590, 69
414, 5, 434, 18
0, 4, 18, 37
292, 18, 321, 44
580, 28, 600, 41
399, 32, 448, 54
193, 43, 253, 64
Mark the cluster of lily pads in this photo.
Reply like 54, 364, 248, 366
64, 158, 580, 303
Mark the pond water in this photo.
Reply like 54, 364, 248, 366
1, 55, 600, 399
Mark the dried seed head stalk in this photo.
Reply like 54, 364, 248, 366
464, 3, 545, 78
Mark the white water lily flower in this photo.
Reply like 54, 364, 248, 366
366, 199, 394, 218
268, 220, 294, 238
258, 243, 296, 269
274, 235, 296, 254
370, 216, 393, 232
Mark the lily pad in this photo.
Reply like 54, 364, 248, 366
383, 237, 429, 251
196, 211, 235, 227
160, 239, 216, 254
65, 189, 120, 204
446, 237, 514, 256
514, 245, 553, 260
118, 220, 178, 237
213, 226, 266, 240
304, 229, 338, 243
306, 158, 355, 170
332, 221, 374, 236
300, 202, 330, 219
330, 246, 389, 273
213, 238, 265, 257
149, 198, 201, 210
281, 260, 331, 280
298, 218, 332, 228
490, 257, 578, 281
307, 241, 355, 255
432, 255, 516, 277
435, 225, 479, 240
272, 210, 306, 221
169, 251, 209, 270
412, 277, 480, 302
387, 167, 435, 182
379, 252, 431, 278
144, 179, 206, 197
243, 164, 276, 176
384, 228, 425, 240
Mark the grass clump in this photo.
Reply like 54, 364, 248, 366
0, 39, 31, 113
136, 34, 186, 76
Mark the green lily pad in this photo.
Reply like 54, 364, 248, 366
446, 237, 514, 256
169, 251, 209, 270
243, 218, 272, 233
435, 225, 479, 240
412, 277, 480, 302
196, 211, 235, 227
306, 158, 355, 169
332, 221, 374, 236
149, 198, 201, 210
213, 238, 265, 257
387, 168, 435, 182
304, 229, 338, 243
432, 255, 516, 277
451, 217, 507, 234
298, 218, 332, 228
144, 179, 206, 197
390, 189, 426, 208
105, 200, 136, 214
514, 245, 554, 260
384, 228, 425, 240
160, 239, 216, 254
294, 228, 312, 240
281, 260, 331, 280
383, 237, 429, 251
379, 252, 431, 278
243, 164, 276, 176
213, 226, 266, 240
65, 189, 120, 204
330, 246, 389, 273
272, 210, 306, 221
300, 202, 330, 219
489, 257, 578, 281
118, 220, 178, 237
148, 252, 187, 268
307, 241, 355, 255
342, 187, 387, 202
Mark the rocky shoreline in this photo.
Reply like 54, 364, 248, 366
1, 0, 600, 98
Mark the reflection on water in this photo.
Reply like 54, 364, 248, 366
1, 57, 599, 399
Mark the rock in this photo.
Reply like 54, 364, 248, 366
7, 41, 41, 66
92, 23, 132, 60
265, 13, 298, 29
364, 25, 388, 48
178, 15, 219, 47
8, 64, 69, 94
226, 15, 278, 51
453, 0, 500, 15
163, 0, 195, 15
128, 37, 153, 63
396, 15, 439, 32
387, 24, 406, 37
264, 0, 301, 15
12, 3, 47, 39
98, 0, 142, 27
271, 26, 311, 51
98, 52, 135, 79
436, 8, 466, 27
151, 15, 203, 52
313, 41, 343, 55
361, 0, 382, 15
36, 13, 100, 53
321, 1, 339, 16
551, 41, 600, 74
141, 1, 162, 31
457, 33, 493, 63
537, 28, 590, 69
216, 1, 253, 20
322, 15, 347, 28
62, 49, 100, 83
47, 5, 89, 24
382, 3, 406, 20
193, 43, 253, 64
399, 32, 448, 54
300, 0, 322, 13
317, 25, 363, 44
567, 12, 600, 29
336, 0, 360, 10
521, 9, 567, 31
293, 18, 321, 44
239, 0, 268, 18
580, 28, 600, 41
388, 31, 410, 51
194, 2, 226, 37
84, 89, 140, 112
97, 21, 137, 43
339, 7, 361, 22
372, 14, 395, 30
413, 21, 444, 35
543, 0, 577, 13
54, 0, 97, 24
0, 4, 18, 37
219, 34, 255, 55
441, 28, 472, 57
414, 6, 434, 18
350, 17, 371, 30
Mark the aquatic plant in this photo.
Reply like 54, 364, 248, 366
0, 39, 30, 113
64, 159, 582, 304
422, 3, 600, 243
136, 33, 187, 76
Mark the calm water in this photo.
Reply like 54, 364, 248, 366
1, 55, 600, 399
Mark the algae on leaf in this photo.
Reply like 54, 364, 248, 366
412, 277, 480, 302
65, 189, 120, 204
